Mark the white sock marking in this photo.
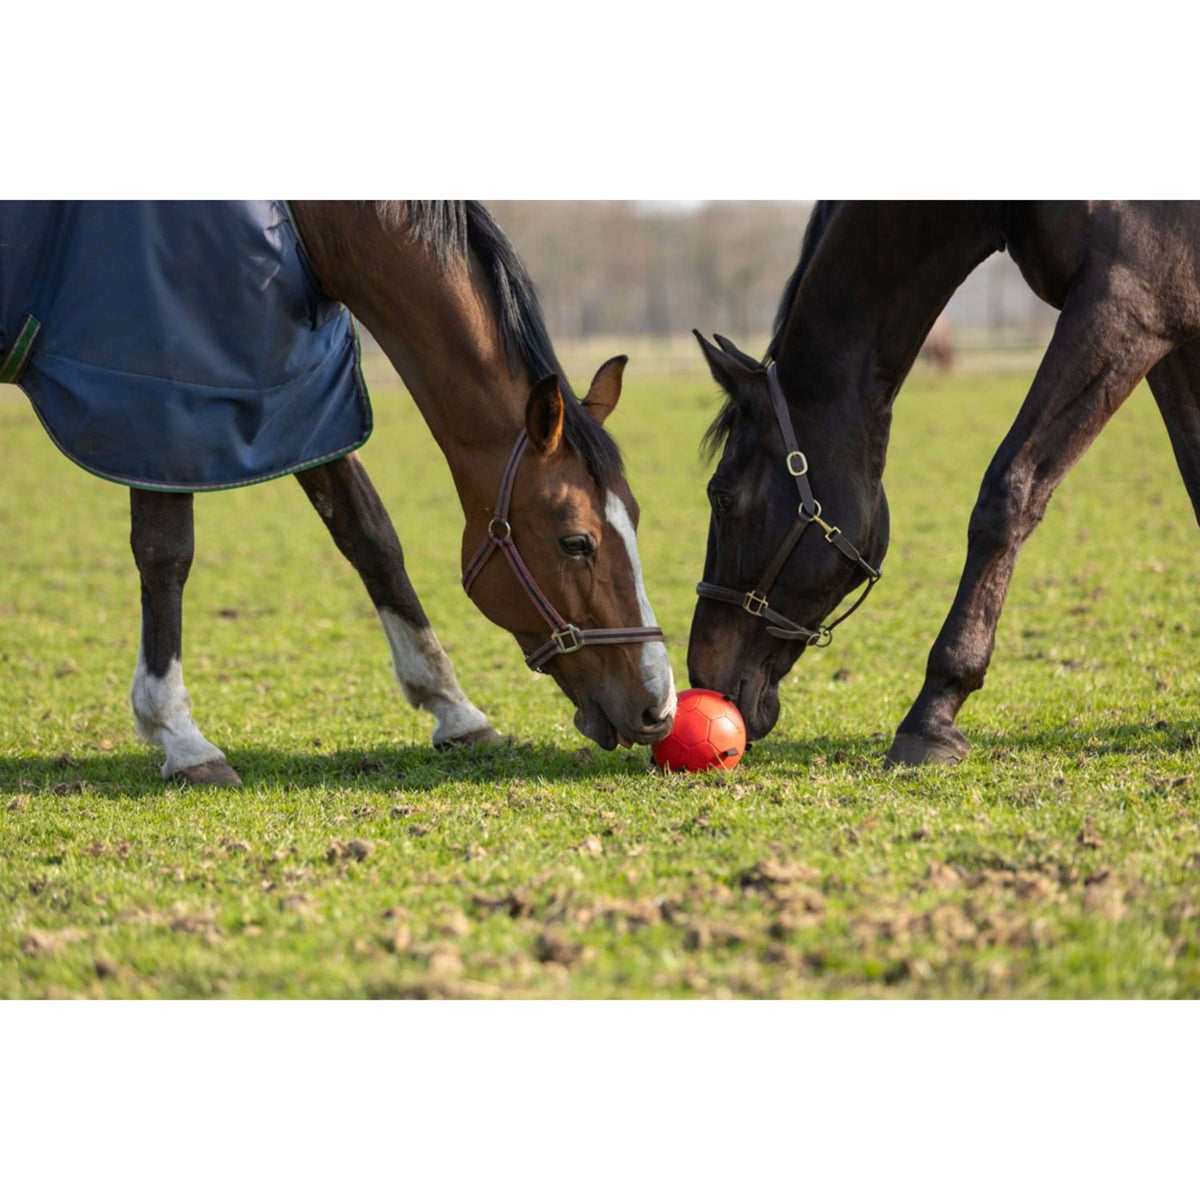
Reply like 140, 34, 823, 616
377, 609, 494, 744
130, 645, 227, 777
605, 493, 677, 718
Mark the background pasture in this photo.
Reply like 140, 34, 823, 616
2, 349, 1198, 998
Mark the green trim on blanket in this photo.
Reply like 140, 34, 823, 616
0, 314, 41, 384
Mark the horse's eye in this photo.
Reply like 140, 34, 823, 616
559, 533, 595, 557
710, 490, 734, 514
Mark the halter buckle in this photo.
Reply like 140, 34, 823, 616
551, 624, 584, 654
487, 517, 512, 540
807, 626, 833, 648
743, 591, 769, 617
786, 450, 808, 477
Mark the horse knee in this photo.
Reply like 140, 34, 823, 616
967, 470, 1031, 557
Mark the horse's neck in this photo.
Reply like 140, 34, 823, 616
289, 201, 527, 512
775, 201, 1003, 479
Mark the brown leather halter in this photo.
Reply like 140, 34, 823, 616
462, 430, 666, 673
695, 363, 881, 647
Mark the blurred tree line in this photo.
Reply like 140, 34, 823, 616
487, 201, 812, 340
485, 201, 1056, 346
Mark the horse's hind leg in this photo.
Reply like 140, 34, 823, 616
295, 453, 499, 748
887, 278, 1173, 766
1147, 340, 1200, 521
129, 490, 241, 785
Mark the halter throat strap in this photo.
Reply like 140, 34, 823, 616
462, 430, 665, 672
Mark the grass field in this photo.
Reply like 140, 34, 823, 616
2, 361, 1199, 998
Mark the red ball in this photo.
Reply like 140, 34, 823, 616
652, 688, 747, 772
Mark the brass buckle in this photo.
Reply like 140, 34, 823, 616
800, 500, 840, 542
786, 450, 808, 477
488, 517, 511, 540
743, 591, 769, 617
551, 625, 583, 654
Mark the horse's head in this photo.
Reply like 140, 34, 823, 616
464, 356, 676, 749
687, 333, 889, 741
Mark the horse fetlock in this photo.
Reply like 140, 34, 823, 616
131, 654, 227, 779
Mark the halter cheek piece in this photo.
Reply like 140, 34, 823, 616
696, 363, 881, 646
462, 430, 665, 673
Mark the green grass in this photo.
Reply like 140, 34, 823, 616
2, 364, 1199, 998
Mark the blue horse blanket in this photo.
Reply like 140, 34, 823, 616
0, 201, 372, 490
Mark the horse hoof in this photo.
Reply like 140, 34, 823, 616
884, 730, 968, 768
171, 759, 243, 786
435, 725, 503, 751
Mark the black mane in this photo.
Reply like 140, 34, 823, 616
704, 201, 840, 460
765, 200, 840, 363
378, 201, 623, 490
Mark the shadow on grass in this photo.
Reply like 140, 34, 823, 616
3, 719, 1194, 797
740, 717, 1198, 773
0, 737, 660, 797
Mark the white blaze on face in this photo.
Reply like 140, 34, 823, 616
604, 492, 677, 718
130, 644, 227, 778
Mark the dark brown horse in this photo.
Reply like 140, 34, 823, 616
86, 201, 674, 783
689, 201, 1200, 764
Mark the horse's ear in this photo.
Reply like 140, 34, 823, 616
693, 330, 758, 395
583, 355, 627, 425
526, 374, 565, 456
714, 334, 761, 371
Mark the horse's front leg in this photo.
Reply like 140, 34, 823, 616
129, 489, 241, 784
295, 453, 499, 748
887, 280, 1173, 766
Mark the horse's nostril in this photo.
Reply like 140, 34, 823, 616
642, 703, 673, 729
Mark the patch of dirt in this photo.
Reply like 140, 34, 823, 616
576, 835, 604, 857
472, 890, 536, 919
21, 927, 86, 957
168, 904, 224, 944
326, 839, 374, 863
427, 943, 464, 977
84, 839, 132, 859
535, 928, 582, 965
738, 858, 821, 895
280, 893, 317, 920
1083, 870, 1127, 920
684, 922, 749, 951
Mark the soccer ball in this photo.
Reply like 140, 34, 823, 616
652, 688, 746, 772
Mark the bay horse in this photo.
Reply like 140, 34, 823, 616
6, 201, 675, 784
689, 201, 1200, 764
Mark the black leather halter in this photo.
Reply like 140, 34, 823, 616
463, 430, 666, 673
695, 363, 881, 647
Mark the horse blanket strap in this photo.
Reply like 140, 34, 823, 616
695, 362, 881, 647
463, 430, 665, 673
0, 201, 372, 491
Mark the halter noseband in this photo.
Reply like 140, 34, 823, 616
462, 430, 665, 673
695, 363, 881, 647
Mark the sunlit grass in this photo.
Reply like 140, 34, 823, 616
1, 363, 1197, 997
